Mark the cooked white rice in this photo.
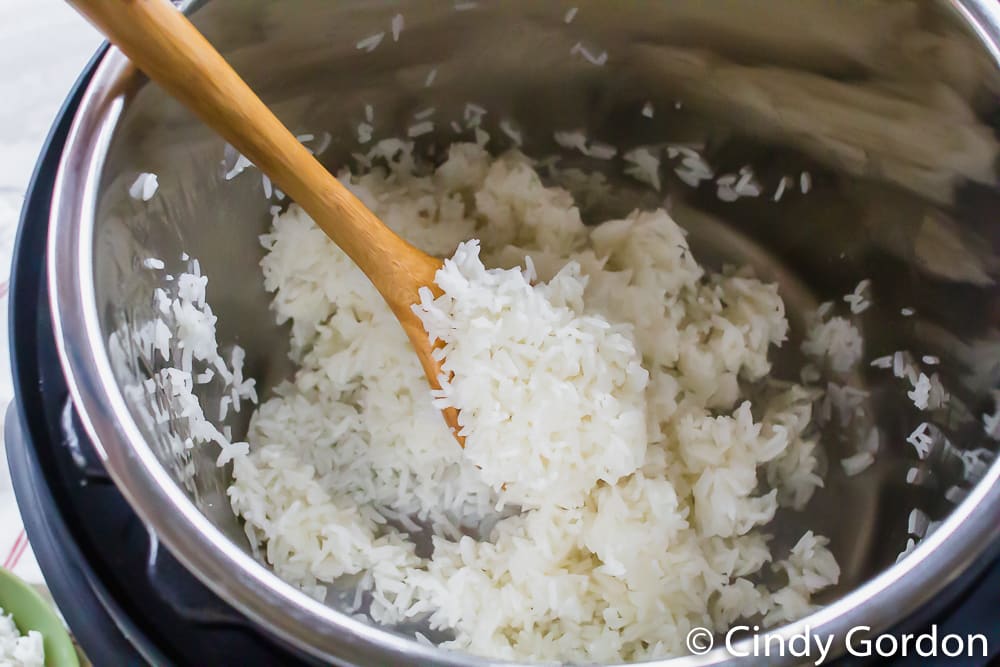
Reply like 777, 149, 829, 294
623, 146, 661, 191
906, 370, 948, 412
217, 144, 837, 661
843, 279, 871, 314
407, 121, 434, 138
498, 119, 523, 147
554, 130, 617, 160
773, 176, 791, 202
870, 355, 892, 368
414, 241, 649, 509
908, 373, 932, 410
111, 253, 258, 490
355, 32, 385, 53
907, 508, 930, 537
984, 396, 1000, 440
391, 13, 404, 42
668, 145, 715, 187
945, 485, 968, 504
801, 310, 863, 374
463, 103, 487, 127
0, 609, 44, 667
124, 142, 846, 661
570, 41, 608, 66
128, 172, 159, 202
356, 122, 373, 144
907, 422, 935, 459
800, 171, 812, 193
841, 451, 874, 477
224, 151, 253, 181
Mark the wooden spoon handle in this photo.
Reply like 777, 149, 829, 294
68, 0, 441, 310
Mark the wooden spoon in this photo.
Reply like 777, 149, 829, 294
69, 0, 462, 439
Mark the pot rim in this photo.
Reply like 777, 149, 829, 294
45, 2, 1000, 664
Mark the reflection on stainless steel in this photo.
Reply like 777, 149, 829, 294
46, 1, 1000, 665
630, 42, 997, 204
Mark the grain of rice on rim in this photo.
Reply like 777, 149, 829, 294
945, 485, 968, 504
870, 355, 893, 368
844, 279, 871, 314
907, 422, 934, 459
312, 132, 332, 156
802, 309, 863, 374
570, 41, 608, 66
587, 141, 617, 160
907, 508, 930, 537
668, 144, 714, 187
463, 102, 486, 127
407, 121, 434, 138
357, 122, 374, 144
391, 13, 404, 41
897, 537, 917, 563
773, 175, 791, 202
623, 146, 661, 191
841, 451, 874, 476
224, 152, 253, 180
129, 172, 159, 201
356, 32, 385, 52
499, 119, 523, 147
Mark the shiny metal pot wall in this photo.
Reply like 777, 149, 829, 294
48, 1, 1000, 664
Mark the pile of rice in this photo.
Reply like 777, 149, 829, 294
238, 143, 838, 661
0, 609, 44, 667
142, 142, 839, 662
414, 240, 650, 509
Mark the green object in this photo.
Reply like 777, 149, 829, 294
0, 567, 80, 667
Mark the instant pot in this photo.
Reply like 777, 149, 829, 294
8, 1, 1000, 665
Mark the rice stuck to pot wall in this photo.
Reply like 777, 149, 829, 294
139, 142, 839, 662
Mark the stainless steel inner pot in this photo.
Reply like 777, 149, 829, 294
48, 1, 1000, 664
